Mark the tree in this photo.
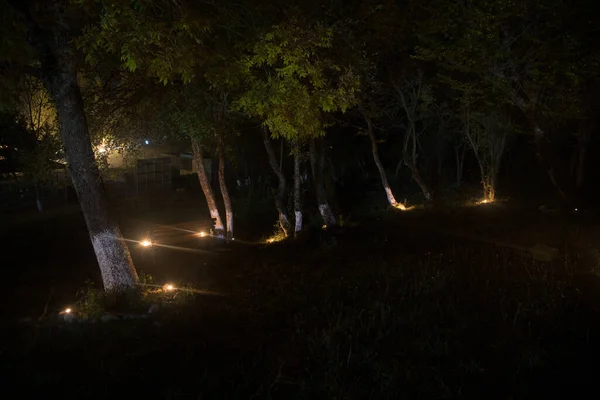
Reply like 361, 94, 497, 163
1, 0, 140, 291
391, 72, 434, 201
462, 105, 509, 202
236, 17, 359, 234
415, 0, 599, 202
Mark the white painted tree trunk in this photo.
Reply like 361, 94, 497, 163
295, 211, 303, 234
191, 138, 225, 235
364, 113, 399, 207
42, 44, 138, 291
218, 146, 234, 238
91, 230, 139, 290
293, 145, 303, 236
262, 127, 292, 237
318, 204, 336, 226
309, 138, 337, 226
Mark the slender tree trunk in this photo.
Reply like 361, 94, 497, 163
293, 143, 302, 236
363, 113, 399, 207
532, 125, 568, 200
309, 139, 336, 226
44, 58, 138, 291
262, 128, 292, 237
191, 138, 224, 236
403, 134, 433, 200
455, 144, 465, 187
35, 182, 44, 213
218, 146, 233, 238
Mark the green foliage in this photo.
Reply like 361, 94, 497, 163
236, 18, 360, 141
74, 0, 211, 84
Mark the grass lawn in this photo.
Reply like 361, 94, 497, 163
2, 200, 600, 398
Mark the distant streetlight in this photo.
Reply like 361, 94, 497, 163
145, 140, 150, 145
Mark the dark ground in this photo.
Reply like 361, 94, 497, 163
1, 191, 600, 399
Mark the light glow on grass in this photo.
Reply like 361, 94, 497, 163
476, 198, 494, 205
264, 230, 287, 244
394, 202, 414, 211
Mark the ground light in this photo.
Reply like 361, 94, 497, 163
198, 231, 207, 238
163, 283, 175, 292
64, 308, 72, 314
477, 198, 494, 205
140, 239, 152, 247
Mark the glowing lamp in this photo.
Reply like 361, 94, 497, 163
140, 239, 152, 247
98, 146, 107, 153
164, 284, 175, 292
64, 308, 72, 314
199, 231, 207, 238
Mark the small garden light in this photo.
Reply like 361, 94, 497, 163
163, 284, 175, 292
64, 308, 72, 314
198, 231, 207, 238
140, 239, 152, 247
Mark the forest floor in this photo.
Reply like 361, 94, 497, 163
2, 195, 600, 399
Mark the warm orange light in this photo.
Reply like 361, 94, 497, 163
394, 203, 413, 211
198, 231, 207, 238
64, 308, 72, 314
163, 284, 175, 291
140, 239, 152, 247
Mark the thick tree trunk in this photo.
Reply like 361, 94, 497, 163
218, 146, 233, 238
191, 138, 224, 236
293, 143, 302, 236
44, 60, 138, 291
363, 114, 399, 207
262, 128, 292, 237
309, 139, 336, 227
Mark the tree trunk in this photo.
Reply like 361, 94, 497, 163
262, 128, 292, 237
403, 152, 433, 201
293, 143, 302, 236
403, 132, 433, 201
191, 138, 224, 236
455, 144, 465, 187
363, 113, 399, 207
35, 182, 44, 213
218, 146, 233, 238
44, 58, 138, 291
309, 139, 336, 227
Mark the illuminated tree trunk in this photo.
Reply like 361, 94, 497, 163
191, 138, 224, 236
309, 138, 336, 227
218, 146, 233, 238
43, 50, 138, 291
293, 142, 302, 236
262, 128, 292, 236
363, 112, 399, 207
